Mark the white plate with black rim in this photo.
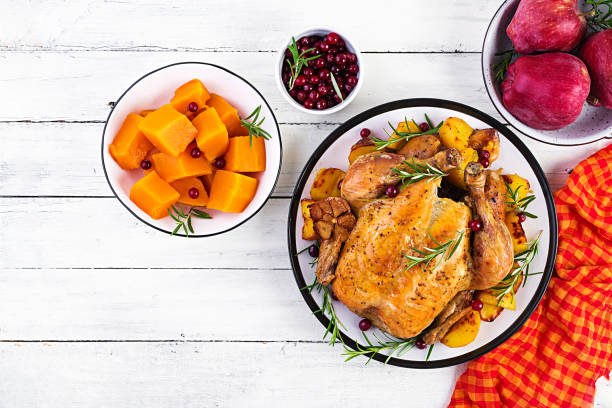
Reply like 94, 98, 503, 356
287, 99, 558, 368
101, 62, 282, 237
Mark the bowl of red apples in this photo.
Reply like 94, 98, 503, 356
276, 28, 363, 115
483, 0, 612, 145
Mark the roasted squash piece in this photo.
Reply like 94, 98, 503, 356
151, 143, 213, 183
301, 199, 320, 241
480, 302, 503, 322
138, 104, 197, 157
310, 168, 346, 201
503, 174, 532, 212
446, 147, 478, 190
224, 136, 266, 173
439, 117, 473, 151
129, 171, 179, 220
171, 177, 209, 207
207, 170, 258, 213
109, 113, 154, 170
505, 211, 528, 253
469, 128, 500, 162
348, 138, 379, 165
192, 107, 229, 161
206, 94, 245, 136
170, 79, 211, 118
441, 310, 481, 348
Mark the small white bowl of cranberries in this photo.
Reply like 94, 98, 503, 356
277, 28, 363, 114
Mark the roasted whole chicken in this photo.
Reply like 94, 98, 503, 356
312, 132, 514, 343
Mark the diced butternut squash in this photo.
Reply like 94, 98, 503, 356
206, 94, 245, 136
140, 109, 156, 117
310, 168, 346, 201
129, 171, 179, 219
301, 199, 320, 241
201, 169, 216, 193
170, 79, 211, 118
348, 138, 379, 165
109, 113, 154, 170
503, 174, 532, 212
505, 211, 528, 253
151, 143, 213, 183
446, 147, 478, 189
192, 107, 229, 161
480, 302, 503, 322
387, 120, 421, 150
223, 136, 266, 173
138, 104, 197, 157
439, 117, 473, 151
441, 310, 481, 348
207, 170, 258, 213
170, 177, 209, 207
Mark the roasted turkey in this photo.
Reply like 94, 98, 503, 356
312, 132, 514, 343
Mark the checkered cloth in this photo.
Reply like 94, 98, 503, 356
449, 143, 612, 408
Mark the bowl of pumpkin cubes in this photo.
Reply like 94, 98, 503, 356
102, 62, 282, 237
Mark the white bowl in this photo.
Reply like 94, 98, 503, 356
288, 99, 558, 367
276, 27, 363, 115
101, 62, 282, 237
482, 0, 612, 146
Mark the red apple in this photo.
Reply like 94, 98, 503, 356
501, 52, 590, 130
507, 0, 586, 54
579, 29, 612, 109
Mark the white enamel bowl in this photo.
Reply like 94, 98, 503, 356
102, 62, 282, 237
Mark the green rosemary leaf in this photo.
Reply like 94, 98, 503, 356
371, 114, 443, 151
404, 230, 465, 272
187, 216, 194, 234
172, 224, 181, 236
493, 49, 517, 82
240, 105, 272, 146
424, 113, 435, 129
426, 344, 434, 361
330, 72, 344, 102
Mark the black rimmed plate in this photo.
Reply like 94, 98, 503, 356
288, 99, 557, 367
101, 62, 282, 237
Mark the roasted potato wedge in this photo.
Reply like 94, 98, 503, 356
480, 302, 503, 322
348, 139, 379, 165
310, 168, 346, 201
439, 117, 472, 151
398, 134, 441, 159
505, 211, 528, 253
441, 310, 481, 348
446, 147, 478, 189
469, 128, 500, 162
300, 199, 319, 241
503, 174, 532, 212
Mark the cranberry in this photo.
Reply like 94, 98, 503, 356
308, 244, 319, 258
302, 84, 312, 92
289, 88, 298, 99
294, 75, 307, 87
303, 67, 314, 77
479, 158, 490, 168
140, 159, 151, 170
471, 300, 484, 311
326, 32, 340, 45
326, 53, 335, 64
386, 184, 398, 198
281, 72, 290, 84
190, 147, 202, 158
316, 99, 328, 110
337, 179, 343, 190
308, 90, 320, 101
419, 122, 430, 132
343, 83, 353, 93
415, 339, 427, 349
360, 128, 371, 138
346, 53, 357, 63
299, 36, 310, 47
348, 64, 359, 74
188, 102, 198, 113
308, 48, 320, 57
346, 75, 358, 87
310, 35, 321, 44
314, 58, 326, 69
214, 158, 226, 169
518, 213, 527, 223
330, 65, 341, 76
358, 318, 371, 331
284, 49, 292, 59
336, 38, 346, 49
330, 290, 338, 300
319, 41, 330, 52
319, 69, 330, 80
480, 150, 491, 159
318, 85, 329, 96
309, 75, 320, 85
334, 53, 347, 67
296, 90, 307, 102
468, 220, 482, 231
188, 188, 199, 199
332, 93, 342, 103
304, 99, 314, 109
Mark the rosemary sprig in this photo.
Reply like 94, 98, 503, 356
286, 36, 322, 90
240, 105, 272, 147
404, 230, 465, 272
585, 0, 612, 30
343, 331, 416, 364
370, 116, 443, 151
167, 205, 211, 236
330, 72, 344, 102
392, 158, 447, 187
504, 182, 537, 219
426, 344, 434, 361
491, 232, 542, 305
296, 241, 320, 268
493, 49, 517, 82
301, 277, 345, 346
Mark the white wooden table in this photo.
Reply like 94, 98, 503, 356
0, 1, 610, 406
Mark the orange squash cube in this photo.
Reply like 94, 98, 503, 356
192, 107, 229, 161
207, 170, 258, 213
138, 104, 197, 157
170, 79, 211, 118
170, 177, 209, 207
108, 113, 154, 170
200, 169, 216, 193
151, 143, 213, 183
129, 171, 179, 219
139, 109, 156, 117
206, 94, 246, 136
224, 136, 266, 173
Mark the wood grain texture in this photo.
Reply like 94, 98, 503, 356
0, 0, 498, 52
